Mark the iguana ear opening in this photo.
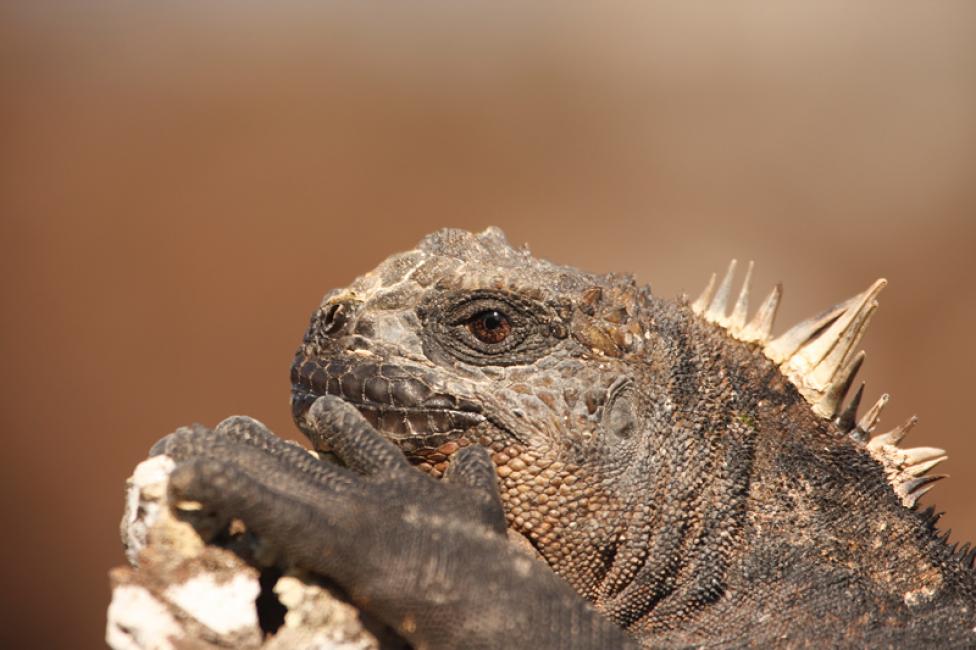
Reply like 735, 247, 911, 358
602, 377, 639, 441
690, 262, 946, 508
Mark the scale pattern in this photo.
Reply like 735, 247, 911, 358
157, 228, 976, 648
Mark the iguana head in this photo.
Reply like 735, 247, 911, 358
291, 227, 706, 594
290, 226, 950, 620
291, 226, 657, 474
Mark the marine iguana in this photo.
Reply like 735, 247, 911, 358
150, 227, 976, 648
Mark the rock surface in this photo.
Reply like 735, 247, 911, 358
107, 454, 403, 650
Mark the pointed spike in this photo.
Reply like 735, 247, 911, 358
784, 279, 886, 380
764, 294, 856, 364
964, 547, 976, 569
867, 415, 919, 450
917, 506, 940, 527
789, 278, 888, 384
706, 259, 737, 323
739, 283, 782, 343
851, 392, 889, 442
836, 382, 865, 433
906, 483, 940, 508
939, 528, 953, 544
857, 393, 890, 434
957, 543, 971, 560
691, 272, 717, 316
905, 456, 948, 476
805, 301, 878, 393
888, 416, 919, 446
902, 446, 947, 465
813, 351, 865, 419
728, 261, 754, 333
905, 473, 947, 496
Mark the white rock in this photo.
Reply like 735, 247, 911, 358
106, 585, 180, 650
164, 572, 260, 635
121, 455, 175, 565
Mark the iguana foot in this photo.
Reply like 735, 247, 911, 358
151, 395, 635, 650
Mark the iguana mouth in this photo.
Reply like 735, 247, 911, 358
290, 357, 485, 441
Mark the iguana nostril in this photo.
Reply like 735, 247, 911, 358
320, 301, 352, 336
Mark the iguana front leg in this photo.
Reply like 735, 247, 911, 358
152, 395, 637, 650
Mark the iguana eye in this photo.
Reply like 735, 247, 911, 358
466, 310, 512, 344
419, 290, 557, 366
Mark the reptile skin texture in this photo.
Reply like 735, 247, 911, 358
151, 227, 976, 648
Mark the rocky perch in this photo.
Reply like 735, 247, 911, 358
107, 453, 407, 650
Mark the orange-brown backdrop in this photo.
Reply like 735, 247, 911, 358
2, 3, 974, 648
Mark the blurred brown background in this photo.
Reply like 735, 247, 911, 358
1, 2, 974, 648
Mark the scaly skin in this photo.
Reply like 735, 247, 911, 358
159, 227, 976, 648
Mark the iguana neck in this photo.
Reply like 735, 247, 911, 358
526, 309, 969, 643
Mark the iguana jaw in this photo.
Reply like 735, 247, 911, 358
290, 356, 487, 451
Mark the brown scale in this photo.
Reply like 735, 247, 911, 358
406, 439, 469, 477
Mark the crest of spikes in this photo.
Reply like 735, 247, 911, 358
691, 261, 946, 509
